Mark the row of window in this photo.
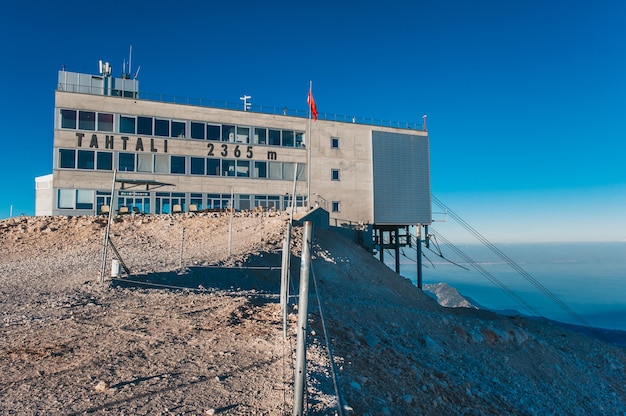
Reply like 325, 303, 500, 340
59, 109, 305, 147
58, 190, 313, 214
57, 149, 307, 180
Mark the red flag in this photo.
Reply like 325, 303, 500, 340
307, 89, 318, 121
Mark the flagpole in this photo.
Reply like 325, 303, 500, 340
307, 81, 312, 209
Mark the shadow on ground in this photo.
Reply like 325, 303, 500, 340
111, 251, 299, 297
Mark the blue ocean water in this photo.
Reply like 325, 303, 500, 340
397, 242, 626, 331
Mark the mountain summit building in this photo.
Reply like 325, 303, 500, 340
35, 63, 432, 234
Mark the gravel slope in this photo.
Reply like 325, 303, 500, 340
0, 213, 624, 415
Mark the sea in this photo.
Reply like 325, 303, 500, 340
395, 242, 626, 331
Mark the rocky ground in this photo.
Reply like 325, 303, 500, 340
0, 213, 624, 415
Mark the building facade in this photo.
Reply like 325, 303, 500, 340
36, 65, 432, 228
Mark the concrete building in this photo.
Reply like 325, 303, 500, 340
35, 63, 432, 233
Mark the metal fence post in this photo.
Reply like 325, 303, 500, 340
293, 221, 313, 416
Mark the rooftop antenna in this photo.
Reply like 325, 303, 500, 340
240, 94, 251, 111
129, 45, 132, 77
133, 65, 141, 79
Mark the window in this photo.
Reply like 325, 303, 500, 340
254, 127, 267, 144
297, 164, 307, 180
61, 110, 76, 129
331, 169, 340, 181
137, 116, 153, 135
76, 190, 94, 209
96, 152, 112, 170
236, 160, 250, 177
171, 156, 186, 174
98, 113, 114, 132
59, 149, 75, 168
207, 158, 220, 176
296, 132, 304, 147
207, 124, 221, 141
171, 121, 186, 138
120, 116, 135, 134
155, 118, 169, 137
282, 130, 294, 147
58, 189, 75, 209
137, 154, 153, 172
118, 153, 135, 172
190, 157, 205, 175
222, 125, 235, 142
254, 161, 267, 178
269, 162, 282, 179
78, 111, 95, 130
283, 162, 295, 181
268, 129, 281, 146
77, 150, 95, 169
190, 193, 203, 210
154, 154, 169, 173
236, 126, 249, 143
191, 122, 205, 140
332, 201, 341, 212
222, 159, 235, 176
239, 194, 251, 211
331, 137, 340, 149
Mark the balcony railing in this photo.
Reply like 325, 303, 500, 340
58, 82, 425, 131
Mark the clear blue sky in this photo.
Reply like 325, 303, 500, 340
1, 0, 624, 242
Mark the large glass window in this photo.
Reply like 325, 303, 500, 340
120, 116, 135, 134
207, 124, 221, 141
59, 149, 75, 168
76, 190, 94, 209
190, 157, 205, 175
61, 110, 76, 129
137, 116, 153, 135
236, 160, 250, 177
222, 159, 235, 176
282, 130, 294, 147
154, 154, 169, 173
236, 126, 249, 143
58, 189, 75, 209
254, 161, 267, 178
137, 154, 153, 172
222, 125, 235, 142
171, 156, 186, 174
119, 153, 135, 172
78, 111, 96, 130
283, 162, 295, 181
171, 121, 186, 138
254, 127, 267, 145
239, 194, 251, 211
190, 193, 203, 210
191, 122, 205, 140
97, 152, 113, 170
269, 129, 281, 146
297, 163, 307, 180
207, 158, 220, 176
155, 118, 169, 137
296, 132, 304, 147
269, 161, 282, 179
98, 113, 114, 132
77, 150, 95, 169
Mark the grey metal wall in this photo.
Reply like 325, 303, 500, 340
371, 131, 431, 225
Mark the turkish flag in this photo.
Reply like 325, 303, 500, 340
307, 90, 318, 121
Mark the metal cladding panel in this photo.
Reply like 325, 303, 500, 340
372, 131, 431, 225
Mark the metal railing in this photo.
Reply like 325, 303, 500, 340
58, 82, 425, 131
